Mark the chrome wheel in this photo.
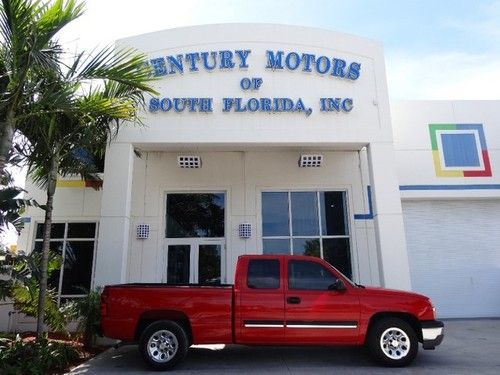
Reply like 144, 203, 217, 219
380, 327, 410, 360
147, 329, 179, 363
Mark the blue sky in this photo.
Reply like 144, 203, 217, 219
58, 0, 500, 99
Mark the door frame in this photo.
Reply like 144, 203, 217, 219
164, 238, 226, 283
162, 190, 228, 284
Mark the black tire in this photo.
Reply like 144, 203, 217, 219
367, 317, 418, 367
138, 320, 189, 371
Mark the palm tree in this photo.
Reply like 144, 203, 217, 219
17, 46, 155, 336
0, 0, 84, 176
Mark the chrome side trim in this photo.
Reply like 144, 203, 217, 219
244, 324, 285, 328
286, 324, 357, 329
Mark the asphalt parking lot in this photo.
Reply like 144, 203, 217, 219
68, 319, 500, 374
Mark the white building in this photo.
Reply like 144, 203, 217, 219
4, 24, 500, 331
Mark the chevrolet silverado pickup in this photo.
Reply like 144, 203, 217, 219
100, 255, 444, 369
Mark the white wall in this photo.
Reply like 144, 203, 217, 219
125, 150, 380, 286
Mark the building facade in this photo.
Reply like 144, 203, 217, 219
5, 25, 500, 331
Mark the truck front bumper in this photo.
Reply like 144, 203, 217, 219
421, 320, 444, 349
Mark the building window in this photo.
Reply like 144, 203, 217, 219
261, 191, 352, 279
34, 222, 97, 303
166, 193, 225, 238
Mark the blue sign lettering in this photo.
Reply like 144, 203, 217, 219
235, 50, 251, 68
148, 49, 361, 81
320, 98, 353, 112
222, 97, 309, 114
149, 97, 213, 113
265, 50, 361, 81
266, 50, 284, 69
147, 47, 361, 116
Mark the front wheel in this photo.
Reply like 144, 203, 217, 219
367, 317, 418, 367
139, 320, 189, 370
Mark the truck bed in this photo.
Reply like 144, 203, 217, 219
101, 284, 234, 344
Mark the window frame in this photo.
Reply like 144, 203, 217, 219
247, 259, 281, 290
287, 259, 339, 291
260, 190, 351, 259
33, 221, 98, 305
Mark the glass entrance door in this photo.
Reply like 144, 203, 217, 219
165, 192, 226, 285
198, 244, 222, 284
166, 245, 190, 284
166, 241, 224, 284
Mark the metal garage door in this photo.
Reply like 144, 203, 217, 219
402, 200, 500, 318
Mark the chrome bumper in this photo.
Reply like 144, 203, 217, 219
421, 320, 444, 349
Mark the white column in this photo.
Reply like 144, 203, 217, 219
367, 142, 412, 290
94, 143, 134, 286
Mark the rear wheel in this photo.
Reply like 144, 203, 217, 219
367, 317, 418, 367
139, 320, 188, 370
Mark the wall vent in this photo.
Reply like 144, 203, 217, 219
299, 154, 323, 167
177, 155, 202, 168
136, 224, 150, 239
238, 223, 252, 239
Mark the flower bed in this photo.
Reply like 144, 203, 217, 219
0, 332, 105, 374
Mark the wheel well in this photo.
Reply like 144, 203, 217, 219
134, 310, 193, 344
366, 312, 422, 343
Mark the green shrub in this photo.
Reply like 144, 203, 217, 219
0, 334, 80, 375
0, 249, 73, 332
69, 287, 102, 349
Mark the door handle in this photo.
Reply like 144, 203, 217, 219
287, 296, 301, 304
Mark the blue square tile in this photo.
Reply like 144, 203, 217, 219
441, 133, 480, 167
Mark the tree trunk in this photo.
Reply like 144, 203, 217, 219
36, 155, 59, 338
0, 110, 16, 178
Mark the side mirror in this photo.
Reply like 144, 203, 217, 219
329, 279, 346, 291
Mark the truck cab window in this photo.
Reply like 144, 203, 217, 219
288, 260, 337, 290
247, 259, 280, 289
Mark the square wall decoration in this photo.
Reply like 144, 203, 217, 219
429, 124, 492, 177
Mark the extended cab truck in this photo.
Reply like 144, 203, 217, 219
100, 255, 444, 370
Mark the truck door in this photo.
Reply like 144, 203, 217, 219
236, 258, 286, 344
284, 259, 360, 344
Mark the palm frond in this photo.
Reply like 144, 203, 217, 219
67, 45, 158, 95
35, 0, 84, 41
0, 185, 42, 234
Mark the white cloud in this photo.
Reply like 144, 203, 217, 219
441, 0, 500, 43
58, 0, 201, 51
386, 51, 500, 99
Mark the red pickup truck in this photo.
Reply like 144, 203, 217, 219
100, 255, 444, 370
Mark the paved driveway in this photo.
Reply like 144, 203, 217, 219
68, 319, 500, 374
